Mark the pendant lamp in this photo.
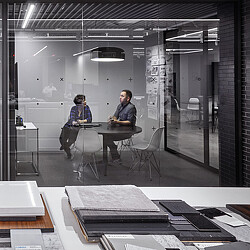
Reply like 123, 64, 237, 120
91, 47, 125, 62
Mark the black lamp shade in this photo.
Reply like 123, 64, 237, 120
91, 47, 125, 62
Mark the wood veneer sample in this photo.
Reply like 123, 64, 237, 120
0, 195, 54, 233
226, 204, 250, 221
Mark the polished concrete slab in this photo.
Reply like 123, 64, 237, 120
16, 150, 219, 187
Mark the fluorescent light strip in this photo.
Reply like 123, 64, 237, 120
24, 39, 144, 42
183, 48, 213, 54
22, 4, 35, 29
34, 36, 76, 39
88, 35, 130, 38
87, 28, 128, 31
166, 27, 218, 41
12, 18, 220, 22
133, 48, 144, 50
81, 39, 144, 42
133, 28, 145, 31
167, 39, 219, 42
33, 46, 47, 56
73, 47, 99, 57
166, 48, 203, 51
153, 28, 167, 31
87, 35, 143, 38
168, 48, 214, 54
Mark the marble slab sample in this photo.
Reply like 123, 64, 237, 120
0, 181, 44, 216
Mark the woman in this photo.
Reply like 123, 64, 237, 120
59, 94, 92, 159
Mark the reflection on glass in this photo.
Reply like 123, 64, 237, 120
7, 2, 219, 185
166, 26, 219, 168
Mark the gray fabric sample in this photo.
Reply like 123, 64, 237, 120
65, 185, 160, 211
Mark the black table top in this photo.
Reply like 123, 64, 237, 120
81, 122, 142, 136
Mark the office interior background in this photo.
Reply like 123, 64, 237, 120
0, 0, 249, 187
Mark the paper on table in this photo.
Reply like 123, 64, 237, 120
215, 215, 246, 227
193, 242, 224, 250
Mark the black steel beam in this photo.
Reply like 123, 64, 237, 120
2, 2, 9, 180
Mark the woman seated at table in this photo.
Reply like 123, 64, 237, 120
59, 94, 92, 159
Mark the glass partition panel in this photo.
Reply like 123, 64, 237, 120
165, 22, 219, 166
8, 2, 219, 185
9, 2, 165, 185
10, 3, 84, 183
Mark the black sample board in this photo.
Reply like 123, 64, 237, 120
75, 209, 168, 223
198, 208, 228, 219
159, 200, 199, 215
184, 214, 221, 232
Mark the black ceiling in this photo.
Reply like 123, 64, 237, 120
8, 2, 219, 41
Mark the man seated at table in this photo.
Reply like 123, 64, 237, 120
59, 94, 92, 159
107, 89, 136, 162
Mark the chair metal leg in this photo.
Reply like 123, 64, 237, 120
90, 153, 100, 181
148, 158, 152, 181
151, 152, 161, 176
73, 153, 100, 181
129, 150, 161, 180
73, 154, 84, 180
129, 149, 145, 172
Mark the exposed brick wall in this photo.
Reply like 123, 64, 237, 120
217, 3, 237, 186
242, 0, 250, 186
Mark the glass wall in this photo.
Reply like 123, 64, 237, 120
166, 24, 219, 169
6, 2, 219, 185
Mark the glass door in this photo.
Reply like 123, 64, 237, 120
165, 22, 219, 168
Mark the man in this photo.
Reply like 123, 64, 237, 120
59, 94, 92, 159
107, 89, 136, 161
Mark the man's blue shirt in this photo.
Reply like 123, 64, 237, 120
114, 102, 136, 126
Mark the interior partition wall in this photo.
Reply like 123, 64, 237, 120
6, 2, 165, 185
0, 1, 240, 186
165, 24, 220, 170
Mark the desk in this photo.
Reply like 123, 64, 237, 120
16, 122, 39, 176
82, 122, 142, 176
40, 187, 250, 250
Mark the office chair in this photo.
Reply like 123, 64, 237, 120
73, 128, 102, 181
187, 97, 200, 122
129, 127, 164, 181
172, 98, 187, 125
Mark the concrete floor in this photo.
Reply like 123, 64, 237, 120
167, 117, 219, 169
16, 149, 219, 187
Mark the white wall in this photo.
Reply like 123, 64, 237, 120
180, 54, 202, 106
16, 39, 137, 122
15, 38, 147, 150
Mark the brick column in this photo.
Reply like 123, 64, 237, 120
217, 3, 237, 186
242, 0, 250, 186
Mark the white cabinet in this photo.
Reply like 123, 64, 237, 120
19, 102, 66, 151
